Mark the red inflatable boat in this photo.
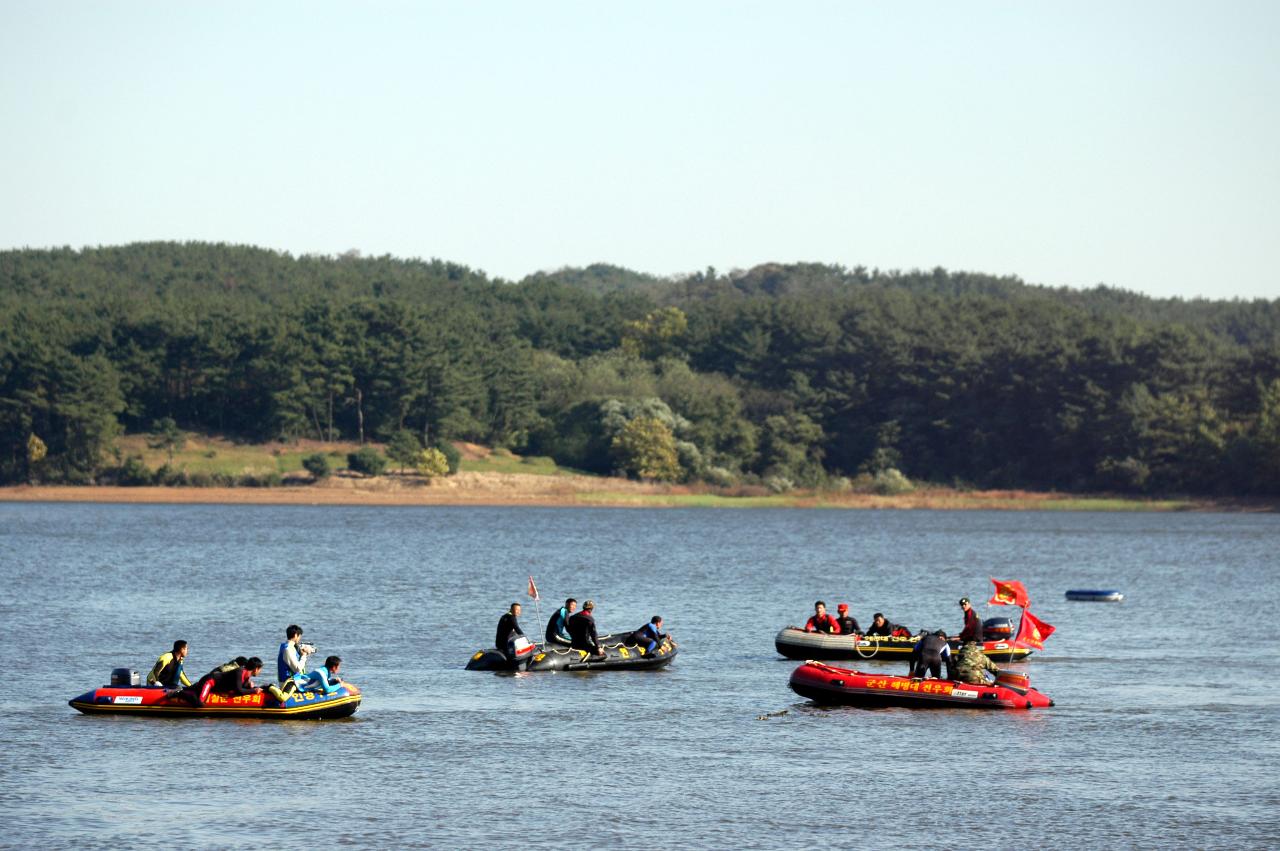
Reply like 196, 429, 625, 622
789, 661, 1053, 710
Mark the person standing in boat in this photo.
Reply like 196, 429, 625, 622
953, 598, 984, 644
834, 604, 860, 635
567, 599, 604, 657
804, 601, 841, 634
865, 613, 896, 636
147, 640, 193, 692
495, 603, 526, 663
954, 641, 1001, 685
629, 616, 669, 653
908, 630, 952, 679
277, 624, 315, 688
545, 598, 577, 647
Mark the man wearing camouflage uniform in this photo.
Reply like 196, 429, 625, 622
954, 640, 1000, 685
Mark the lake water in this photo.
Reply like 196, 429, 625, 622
1, 503, 1277, 849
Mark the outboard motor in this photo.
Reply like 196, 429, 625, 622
111, 667, 140, 686
983, 617, 1014, 640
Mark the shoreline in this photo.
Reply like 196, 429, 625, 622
0, 478, 1272, 512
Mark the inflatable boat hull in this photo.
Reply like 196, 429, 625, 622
68, 683, 361, 720
774, 628, 1031, 663
467, 635, 677, 672
1065, 589, 1124, 602
789, 662, 1052, 710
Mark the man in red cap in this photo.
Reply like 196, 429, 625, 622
835, 603, 860, 636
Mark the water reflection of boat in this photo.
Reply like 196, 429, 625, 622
774, 627, 1032, 663
68, 683, 361, 720
466, 635, 677, 672
789, 661, 1053, 710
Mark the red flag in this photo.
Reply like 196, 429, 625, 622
989, 578, 1030, 608
527, 575, 540, 601
1014, 609, 1055, 650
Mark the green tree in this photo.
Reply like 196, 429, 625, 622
147, 416, 185, 463
386, 429, 423, 473
611, 416, 681, 481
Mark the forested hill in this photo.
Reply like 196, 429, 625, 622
2, 241, 1278, 495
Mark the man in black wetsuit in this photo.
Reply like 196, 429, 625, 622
953, 597, 984, 644
545, 598, 577, 647
865, 613, 896, 636
495, 603, 525, 663
567, 599, 604, 657
835, 604, 860, 635
909, 630, 953, 679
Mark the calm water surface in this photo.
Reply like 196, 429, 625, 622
1, 504, 1277, 849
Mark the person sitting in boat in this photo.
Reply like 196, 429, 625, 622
545, 598, 578, 647
300, 655, 346, 696
496, 603, 526, 663
909, 630, 952, 679
277, 624, 316, 689
804, 601, 841, 634
865, 613, 896, 636
178, 656, 287, 706
629, 616, 669, 653
954, 640, 1001, 685
835, 604, 860, 635
147, 640, 193, 692
567, 599, 604, 658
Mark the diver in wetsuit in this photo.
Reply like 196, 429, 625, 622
865, 613, 896, 636
629, 616, 668, 653
545, 598, 577, 647
567, 600, 603, 657
147, 640, 193, 691
496, 603, 525, 663
909, 630, 952, 679
301, 655, 346, 696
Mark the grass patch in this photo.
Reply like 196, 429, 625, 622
460, 453, 576, 476
115, 434, 359, 477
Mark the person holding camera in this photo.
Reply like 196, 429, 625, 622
277, 624, 317, 691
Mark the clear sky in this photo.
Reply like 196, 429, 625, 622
2, 2, 1277, 299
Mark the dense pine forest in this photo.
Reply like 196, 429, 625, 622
2, 242, 1278, 495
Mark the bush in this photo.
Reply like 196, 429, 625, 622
302, 453, 331, 480
154, 464, 187, 487
432, 440, 461, 475
872, 468, 914, 495
347, 447, 387, 477
764, 474, 794, 494
416, 447, 450, 477
703, 466, 737, 488
238, 471, 283, 487
117, 455, 153, 486
187, 471, 213, 488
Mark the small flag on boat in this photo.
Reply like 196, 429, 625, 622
989, 578, 1030, 608
527, 575, 540, 601
1014, 609, 1055, 650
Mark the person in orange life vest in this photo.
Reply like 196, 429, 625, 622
835, 603, 860, 635
804, 601, 841, 634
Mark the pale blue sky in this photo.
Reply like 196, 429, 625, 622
2, 2, 1277, 299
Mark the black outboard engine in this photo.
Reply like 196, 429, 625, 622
983, 617, 1014, 640
111, 667, 141, 686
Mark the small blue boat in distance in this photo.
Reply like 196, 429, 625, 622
1065, 589, 1125, 602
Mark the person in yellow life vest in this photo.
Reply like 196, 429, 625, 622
147, 640, 193, 691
